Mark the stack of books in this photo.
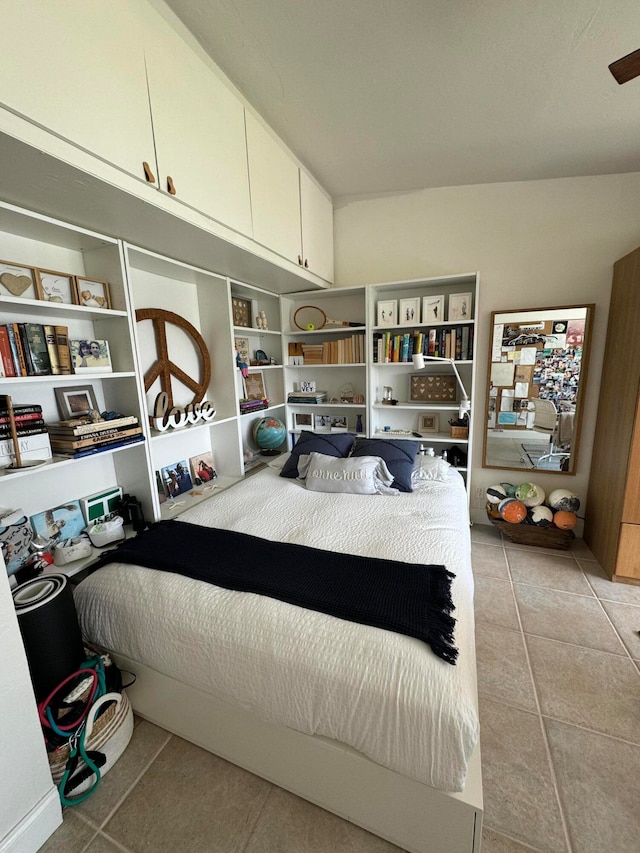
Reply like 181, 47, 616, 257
239, 397, 269, 415
47, 414, 144, 459
287, 390, 328, 404
0, 323, 71, 377
300, 335, 365, 365
0, 403, 52, 465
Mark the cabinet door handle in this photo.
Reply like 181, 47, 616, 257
304, 258, 309, 269
142, 161, 156, 184
297, 255, 303, 266
167, 176, 177, 195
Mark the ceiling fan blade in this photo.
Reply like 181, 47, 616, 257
609, 48, 640, 84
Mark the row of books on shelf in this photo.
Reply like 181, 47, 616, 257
0, 403, 51, 465
292, 334, 365, 365
373, 325, 474, 363
0, 323, 71, 377
47, 414, 143, 458
239, 397, 269, 415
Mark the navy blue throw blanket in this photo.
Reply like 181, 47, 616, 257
93, 520, 458, 664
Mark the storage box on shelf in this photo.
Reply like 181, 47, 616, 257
281, 287, 367, 441
367, 274, 479, 492
0, 201, 150, 541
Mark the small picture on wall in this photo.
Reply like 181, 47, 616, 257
399, 298, 420, 326
161, 460, 193, 498
447, 293, 472, 322
422, 294, 445, 322
189, 451, 217, 485
75, 277, 111, 309
0, 260, 38, 300
30, 500, 86, 543
377, 300, 398, 327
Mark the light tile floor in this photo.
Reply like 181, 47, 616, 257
41, 526, 640, 853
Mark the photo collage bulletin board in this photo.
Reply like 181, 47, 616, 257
488, 316, 585, 431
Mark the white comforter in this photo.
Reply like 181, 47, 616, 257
75, 465, 479, 791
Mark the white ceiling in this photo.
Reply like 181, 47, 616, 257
164, 0, 640, 200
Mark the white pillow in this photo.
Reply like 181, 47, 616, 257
300, 452, 399, 495
265, 451, 291, 470
411, 454, 451, 483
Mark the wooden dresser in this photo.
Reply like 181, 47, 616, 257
585, 246, 640, 584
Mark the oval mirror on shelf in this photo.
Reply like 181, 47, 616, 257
482, 304, 594, 474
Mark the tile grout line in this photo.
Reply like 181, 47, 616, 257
580, 571, 640, 675
482, 822, 546, 852
96, 829, 135, 852
504, 545, 575, 853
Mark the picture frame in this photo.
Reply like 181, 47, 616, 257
409, 373, 457, 402
189, 451, 217, 485
314, 414, 331, 431
243, 370, 266, 400
399, 297, 420, 326
294, 412, 312, 429
0, 259, 38, 300
377, 299, 398, 327
419, 413, 439, 433
70, 339, 112, 374
54, 385, 99, 420
330, 416, 348, 430
74, 276, 111, 309
232, 296, 252, 328
422, 294, 445, 323
300, 380, 316, 393
35, 268, 76, 305
447, 292, 472, 322
155, 470, 168, 504
30, 500, 86, 543
234, 336, 250, 365
161, 460, 193, 498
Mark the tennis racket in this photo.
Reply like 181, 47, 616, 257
293, 305, 363, 331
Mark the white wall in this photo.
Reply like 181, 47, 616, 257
334, 172, 640, 524
0, 565, 60, 851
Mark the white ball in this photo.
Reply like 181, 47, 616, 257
514, 482, 546, 507
486, 484, 507, 504
530, 505, 554, 527
548, 489, 580, 513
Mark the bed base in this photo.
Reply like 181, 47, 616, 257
112, 652, 482, 853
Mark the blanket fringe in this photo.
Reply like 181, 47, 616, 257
426, 567, 459, 665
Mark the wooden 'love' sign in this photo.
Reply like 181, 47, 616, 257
135, 308, 212, 429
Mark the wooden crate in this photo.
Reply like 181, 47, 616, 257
486, 504, 575, 550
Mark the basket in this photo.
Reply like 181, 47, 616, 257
486, 503, 575, 550
450, 426, 468, 439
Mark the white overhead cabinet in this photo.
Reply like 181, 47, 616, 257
0, 0, 155, 182
246, 113, 302, 264
300, 171, 334, 284
144, 24, 253, 236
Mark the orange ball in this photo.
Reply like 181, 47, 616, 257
553, 510, 577, 530
499, 498, 527, 524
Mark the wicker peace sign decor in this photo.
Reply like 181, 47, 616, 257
135, 308, 212, 410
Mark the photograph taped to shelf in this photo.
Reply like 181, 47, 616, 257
75, 276, 111, 310
377, 299, 397, 327
0, 259, 37, 300
189, 451, 217, 485
70, 339, 112, 374
232, 296, 252, 328
35, 268, 76, 304
422, 294, 445, 323
54, 385, 99, 420
419, 413, 439, 433
447, 292, 473, 322
294, 413, 312, 429
399, 297, 420, 326
30, 500, 86, 543
243, 371, 266, 400
161, 460, 193, 498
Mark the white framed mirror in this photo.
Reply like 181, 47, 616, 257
483, 304, 594, 474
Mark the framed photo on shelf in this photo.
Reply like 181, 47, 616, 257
377, 299, 397, 327
314, 414, 331, 431
294, 412, 312, 429
70, 339, 112, 374
232, 296, 252, 328
189, 451, 217, 485
30, 500, 86, 543
422, 294, 445, 323
54, 385, 99, 419
35, 268, 76, 304
447, 292, 472, 322
243, 371, 266, 400
234, 336, 250, 365
75, 276, 111, 309
399, 297, 420, 326
419, 413, 439, 433
330, 416, 348, 430
161, 460, 193, 498
300, 380, 316, 393
0, 260, 38, 300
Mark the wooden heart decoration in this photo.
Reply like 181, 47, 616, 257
0, 272, 32, 296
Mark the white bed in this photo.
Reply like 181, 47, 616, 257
74, 463, 482, 853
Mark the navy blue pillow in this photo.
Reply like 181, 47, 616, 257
350, 438, 420, 493
280, 430, 356, 478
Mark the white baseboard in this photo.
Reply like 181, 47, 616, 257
0, 787, 61, 853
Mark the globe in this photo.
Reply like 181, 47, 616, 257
253, 416, 287, 455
